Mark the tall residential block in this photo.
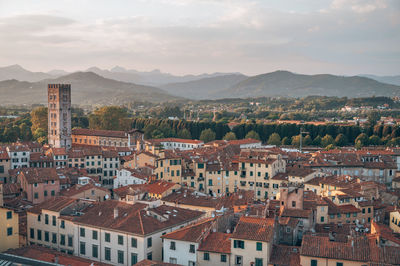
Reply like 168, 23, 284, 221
48, 84, 72, 149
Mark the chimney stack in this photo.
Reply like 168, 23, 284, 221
114, 208, 118, 219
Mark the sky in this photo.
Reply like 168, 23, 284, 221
0, 0, 399, 76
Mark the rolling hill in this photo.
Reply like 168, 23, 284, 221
359, 74, 400, 86
212, 71, 400, 99
0, 72, 180, 105
160, 74, 248, 99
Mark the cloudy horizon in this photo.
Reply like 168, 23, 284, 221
0, 0, 399, 76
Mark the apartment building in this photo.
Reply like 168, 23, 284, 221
230, 217, 276, 266
0, 146, 11, 183
17, 168, 60, 204
6, 143, 30, 169
162, 218, 215, 265
72, 128, 143, 148
114, 168, 148, 189
197, 232, 231, 266
0, 206, 19, 252
390, 210, 400, 233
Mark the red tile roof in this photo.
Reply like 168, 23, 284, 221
197, 232, 231, 254
74, 200, 204, 236
146, 180, 178, 195
161, 218, 214, 242
7, 245, 111, 266
269, 245, 301, 266
232, 216, 275, 242
18, 168, 59, 184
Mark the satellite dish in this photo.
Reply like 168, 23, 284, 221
365, 228, 369, 232
105, 194, 110, 199
355, 227, 359, 232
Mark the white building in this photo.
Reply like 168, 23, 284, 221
148, 138, 204, 151
7, 144, 30, 169
114, 168, 147, 189
27, 198, 204, 265
162, 218, 215, 265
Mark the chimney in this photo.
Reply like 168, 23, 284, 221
114, 208, 118, 219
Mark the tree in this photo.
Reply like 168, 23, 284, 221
245, 130, 260, 140
200, 129, 216, 143
223, 132, 237, 141
368, 135, 381, 146
303, 135, 313, 146
281, 137, 291, 145
355, 133, 369, 147
321, 134, 334, 147
313, 135, 322, 146
291, 135, 301, 147
31, 107, 47, 136
335, 133, 347, 146
177, 129, 192, 139
367, 111, 381, 127
267, 133, 281, 146
89, 106, 129, 130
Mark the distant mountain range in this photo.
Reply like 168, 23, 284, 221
0, 65, 399, 104
0, 72, 179, 105
359, 74, 400, 86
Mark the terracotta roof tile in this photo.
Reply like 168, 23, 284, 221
232, 216, 275, 242
197, 232, 231, 254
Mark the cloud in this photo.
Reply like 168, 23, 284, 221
331, 0, 387, 13
0, 1, 398, 75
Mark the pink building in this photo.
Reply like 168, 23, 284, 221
17, 168, 60, 204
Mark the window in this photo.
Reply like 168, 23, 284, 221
118, 250, 124, 264
203, 252, 210, 261
52, 233, 57, 243
7, 227, 12, 236
208, 179, 213, 186
90, 244, 98, 258
30, 228, 35, 239
60, 234, 65, 245
37, 230, 42, 241
60, 220, 65, 229
44, 190, 48, 197
105, 247, 111, 261
336, 263, 343, 266
170, 241, 176, 250
51, 190, 55, 196
189, 244, 195, 253
6, 211, 12, 219
45, 214, 49, 224
131, 253, 138, 265
118, 235, 124, 245
147, 237, 152, 247
321, 216, 325, 223
221, 254, 227, 262
233, 240, 245, 249
105, 232, 110, 242
34, 192, 39, 199
292, 201, 296, 208
45, 231, 49, 242
37, 215, 41, 222
52, 216, 56, 226
131, 237, 137, 248
80, 242, 86, 255
80, 227, 85, 237
255, 258, 263, 266
256, 242, 262, 251
147, 252, 152, 260
92, 230, 98, 240
311, 259, 318, 266
235, 255, 243, 265
368, 208, 371, 213
169, 258, 177, 264
68, 235, 73, 247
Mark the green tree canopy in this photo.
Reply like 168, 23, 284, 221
223, 132, 237, 141
355, 133, 369, 147
177, 129, 192, 139
245, 130, 260, 140
267, 133, 281, 146
200, 128, 216, 143
335, 133, 348, 146
321, 134, 334, 147
89, 106, 130, 131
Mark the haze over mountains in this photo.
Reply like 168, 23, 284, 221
0, 64, 399, 105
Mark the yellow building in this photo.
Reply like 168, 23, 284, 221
0, 207, 19, 252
